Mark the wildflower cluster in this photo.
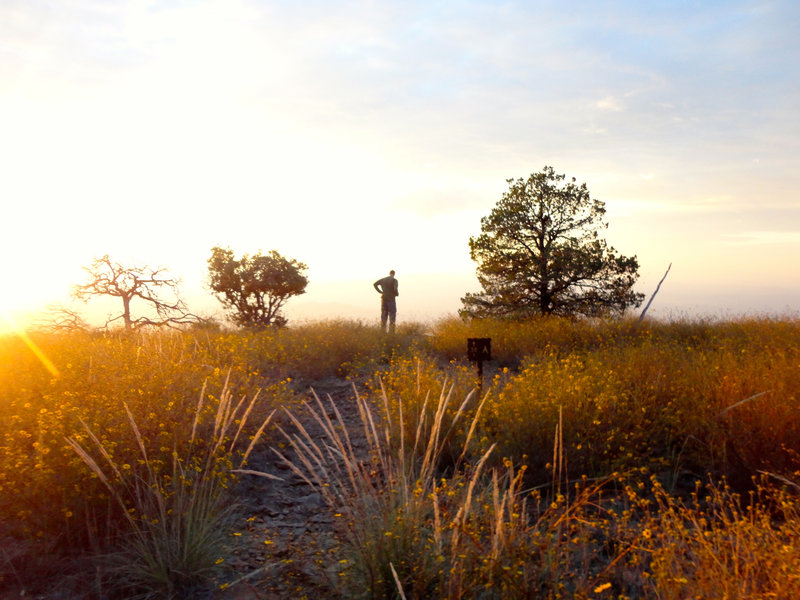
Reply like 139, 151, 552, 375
425, 316, 800, 484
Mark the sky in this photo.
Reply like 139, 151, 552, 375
1, 0, 799, 329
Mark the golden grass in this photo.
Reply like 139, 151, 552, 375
1, 316, 799, 597
426, 315, 800, 485
638, 476, 800, 599
64, 377, 275, 598
272, 374, 800, 599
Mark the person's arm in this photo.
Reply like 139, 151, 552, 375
373, 279, 383, 293
394, 279, 399, 296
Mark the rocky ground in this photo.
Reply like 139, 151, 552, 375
213, 377, 369, 600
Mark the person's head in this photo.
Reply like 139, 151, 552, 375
390, 270, 395, 276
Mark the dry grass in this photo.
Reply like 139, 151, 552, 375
66, 376, 275, 598
424, 315, 800, 485
2, 316, 800, 598
271, 382, 644, 599
271, 377, 800, 598
636, 476, 800, 599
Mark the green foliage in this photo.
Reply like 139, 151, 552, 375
207, 246, 308, 328
462, 166, 644, 318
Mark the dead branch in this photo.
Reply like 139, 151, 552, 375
638, 263, 672, 322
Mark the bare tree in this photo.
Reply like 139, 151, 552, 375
34, 304, 90, 332
73, 255, 201, 330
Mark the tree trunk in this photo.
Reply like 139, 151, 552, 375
122, 295, 132, 330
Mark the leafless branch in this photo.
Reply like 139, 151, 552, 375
73, 255, 200, 330
32, 304, 89, 333
638, 263, 672, 322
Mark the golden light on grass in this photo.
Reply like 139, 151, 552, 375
2, 317, 799, 598
2, 316, 60, 377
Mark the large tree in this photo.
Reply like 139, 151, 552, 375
461, 166, 643, 318
207, 247, 308, 328
73, 255, 200, 330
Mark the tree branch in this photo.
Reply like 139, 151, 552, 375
638, 263, 672, 322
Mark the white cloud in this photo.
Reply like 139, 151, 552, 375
595, 96, 623, 112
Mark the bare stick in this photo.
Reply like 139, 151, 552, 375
390, 562, 408, 600
638, 262, 672, 322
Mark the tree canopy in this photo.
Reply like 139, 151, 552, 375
461, 166, 643, 319
207, 247, 308, 328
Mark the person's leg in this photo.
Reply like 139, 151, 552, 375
380, 298, 389, 332
388, 300, 397, 334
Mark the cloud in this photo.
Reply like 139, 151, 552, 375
595, 96, 623, 112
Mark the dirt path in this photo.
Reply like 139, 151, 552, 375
0, 378, 368, 600
215, 377, 369, 600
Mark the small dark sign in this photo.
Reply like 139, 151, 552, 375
467, 338, 492, 362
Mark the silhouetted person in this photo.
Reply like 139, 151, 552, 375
373, 270, 399, 333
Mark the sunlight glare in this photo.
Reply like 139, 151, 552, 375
1, 315, 60, 378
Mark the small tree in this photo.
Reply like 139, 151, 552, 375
207, 247, 308, 328
73, 255, 199, 330
461, 166, 643, 319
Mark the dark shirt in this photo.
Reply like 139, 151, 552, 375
373, 276, 398, 300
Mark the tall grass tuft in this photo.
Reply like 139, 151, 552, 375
67, 375, 275, 599
272, 381, 492, 597
273, 382, 637, 599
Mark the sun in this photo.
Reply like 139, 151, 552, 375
0, 295, 42, 334
0, 309, 25, 336
0, 271, 75, 335
0, 254, 83, 333
1, 317, 60, 377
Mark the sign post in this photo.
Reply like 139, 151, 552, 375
467, 337, 491, 396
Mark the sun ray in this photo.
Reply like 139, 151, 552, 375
3, 316, 60, 378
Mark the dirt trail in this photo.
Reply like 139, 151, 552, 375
215, 377, 369, 600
